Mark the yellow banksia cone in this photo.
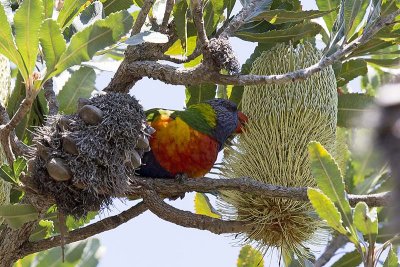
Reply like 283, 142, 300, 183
219, 42, 338, 259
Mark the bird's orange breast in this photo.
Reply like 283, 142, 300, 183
149, 115, 219, 178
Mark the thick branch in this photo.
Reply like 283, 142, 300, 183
142, 190, 250, 234
130, 177, 393, 207
18, 202, 147, 259
43, 79, 59, 117
191, 0, 208, 46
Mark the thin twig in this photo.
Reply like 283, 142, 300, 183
219, 0, 259, 38
191, 0, 208, 46
314, 235, 349, 267
142, 190, 250, 234
18, 202, 148, 259
161, 0, 174, 32
131, 0, 155, 35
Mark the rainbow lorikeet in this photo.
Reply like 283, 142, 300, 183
138, 98, 247, 178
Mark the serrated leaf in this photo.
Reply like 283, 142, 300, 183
14, 0, 44, 74
337, 93, 374, 128
353, 202, 378, 243
101, 0, 133, 16
308, 188, 349, 235
29, 220, 54, 242
57, 67, 95, 114
0, 3, 28, 81
337, 59, 368, 87
343, 0, 364, 38
40, 19, 67, 80
57, 0, 87, 30
350, 38, 396, 58
383, 247, 399, 267
245, 0, 273, 21
43, 0, 54, 19
235, 22, 322, 43
50, 10, 133, 78
194, 193, 220, 218
185, 84, 216, 107
249, 9, 334, 24
331, 250, 362, 267
237, 245, 264, 267
308, 142, 356, 241
73, 1, 104, 31
125, 31, 169, 45
0, 204, 38, 229
316, 0, 340, 30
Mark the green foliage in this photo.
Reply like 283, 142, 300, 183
29, 220, 54, 242
194, 193, 220, 218
57, 0, 88, 30
337, 94, 374, 128
249, 9, 334, 24
57, 67, 96, 114
331, 250, 362, 267
14, 238, 103, 267
384, 247, 399, 267
0, 157, 26, 184
353, 202, 378, 243
185, 84, 216, 107
101, 0, 133, 16
316, 0, 340, 29
236, 245, 264, 267
0, 204, 38, 229
337, 59, 368, 87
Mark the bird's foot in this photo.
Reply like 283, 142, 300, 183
168, 173, 188, 200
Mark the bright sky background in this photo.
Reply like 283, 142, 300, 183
91, 1, 350, 266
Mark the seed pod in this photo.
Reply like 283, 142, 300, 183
62, 136, 79, 155
47, 158, 72, 181
36, 142, 51, 161
79, 105, 103, 125
135, 135, 150, 150
220, 43, 337, 259
77, 98, 90, 110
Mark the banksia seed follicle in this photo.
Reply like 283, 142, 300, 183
219, 43, 338, 259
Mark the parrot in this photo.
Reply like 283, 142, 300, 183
138, 98, 248, 179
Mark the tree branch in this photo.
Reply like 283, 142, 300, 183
129, 177, 393, 207
191, 0, 208, 46
43, 79, 59, 117
131, 0, 155, 35
142, 190, 251, 234
17, 201, 148, 259
314, 235, 349, 267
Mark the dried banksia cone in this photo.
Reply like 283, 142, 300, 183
219, 43, 337, 259
32, 93, 147, 218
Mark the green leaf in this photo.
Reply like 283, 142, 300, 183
226, 0, 235, 17
308, 142, 356, 240
50, 10, 133, 78
235, 22, 322, 43
40, 19, 67, 80
0, 3, 28, 81
14, 0, 44, 74
353, 202, 378, 243
185, 84, 216, 107
125, 31, 169, 46
29, 220, 54, 241
237, 245, 264, 267
316, 0, 340, 30
0, 157, 26, 184
343, 0, 364, 38
57, 0, 87, 30
203, 0, 225, 36
337, 93, 375, 128
383, 247, 399, 267
337, 59, 368, 87
13, 254, 36, 267
65, 211, 97, 231
331, 250, 362, 267
172, 0, 188, 50
57, 67, 95, 114
308, 188, 349, 235
249, 9, 334, 24
346, 0, 369, 38
43, 0, 54, 18
101, 0, 133, 16
365, 57, 400, 68
246, 0, 273, 20
194, 193, 220, 219
0, 204, 38, 229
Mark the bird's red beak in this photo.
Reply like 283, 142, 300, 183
235, 111, 248, 133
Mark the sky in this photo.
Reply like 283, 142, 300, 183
90, 1, 348, 267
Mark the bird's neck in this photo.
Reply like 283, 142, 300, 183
173, 104, 216, 136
